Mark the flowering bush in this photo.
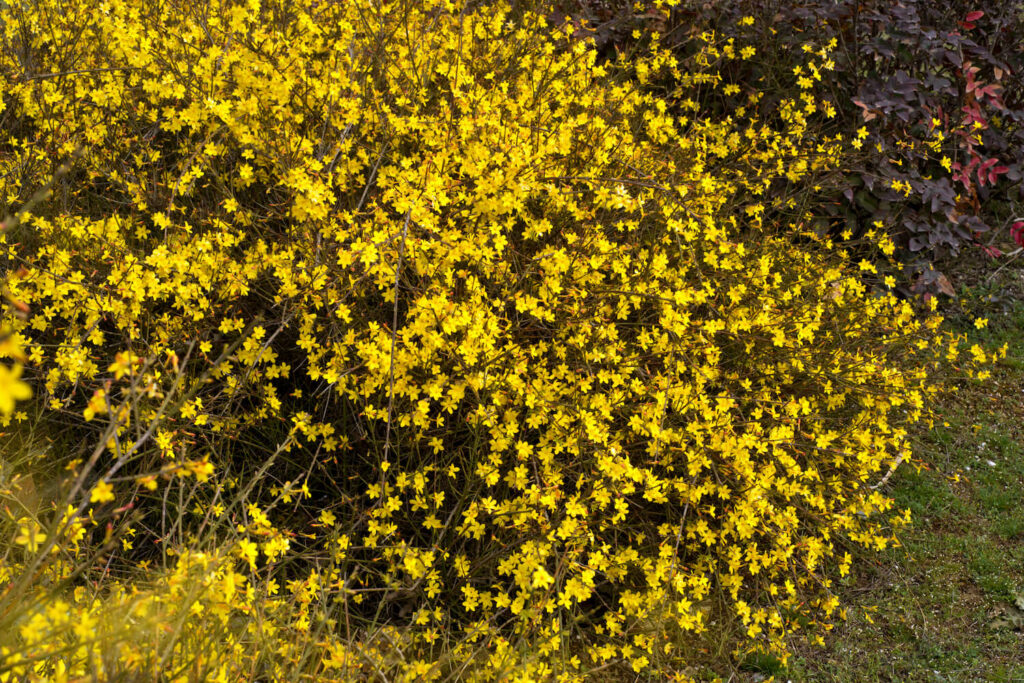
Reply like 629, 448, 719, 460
0, 0, 996, 680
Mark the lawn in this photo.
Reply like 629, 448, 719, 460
784, 256, 1024, 682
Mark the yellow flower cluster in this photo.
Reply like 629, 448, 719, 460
0, 0, 994, 680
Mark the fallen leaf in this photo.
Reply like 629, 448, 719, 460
935, 273, 956, 297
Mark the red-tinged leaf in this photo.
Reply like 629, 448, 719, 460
990, 165, 1010, 185
977, 160, 996, 186
961, 104, 985, 124
982, 245, 1002, 258
1012, 222, 1024, 248
853, 99, 878, 121
965, 10, 984, 21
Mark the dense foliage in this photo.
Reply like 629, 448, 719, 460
668, 0, 1024, 292
0, 0, 997, 680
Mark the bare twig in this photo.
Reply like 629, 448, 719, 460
984, 247, 1024, 284
869, 453, 905, 490
381, 210, 411, 472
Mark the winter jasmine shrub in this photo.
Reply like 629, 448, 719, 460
0, 0, 996, 680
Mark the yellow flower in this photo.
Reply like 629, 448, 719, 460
15, 522, 46, 553
89, 480, 115, 504
0, 363, 31, 415
238, 539, 258, 571
531, 567, 555, 590
186, 460, 215, 481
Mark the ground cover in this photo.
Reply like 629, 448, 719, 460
784, 255, 1024, 682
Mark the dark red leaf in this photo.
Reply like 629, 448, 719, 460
1012, 222, 1024, 248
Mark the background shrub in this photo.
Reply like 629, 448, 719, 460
661, 0, 1024, 295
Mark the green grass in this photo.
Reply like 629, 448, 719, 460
778, 266, 1024, 682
